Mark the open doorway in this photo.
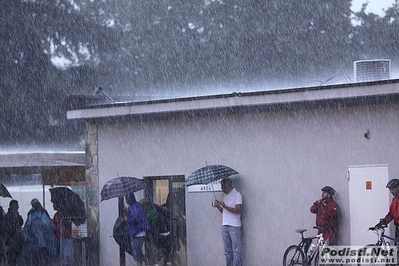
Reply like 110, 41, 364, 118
144, 175, 187, 266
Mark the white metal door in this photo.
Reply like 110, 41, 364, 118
348, 165, 390, 245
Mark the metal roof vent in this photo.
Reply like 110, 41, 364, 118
354, 59, 391, 82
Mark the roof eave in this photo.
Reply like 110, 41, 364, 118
66, 80, 399, 120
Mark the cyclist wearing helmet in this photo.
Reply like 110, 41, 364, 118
378, 178, 399, 238
310, 186, 339, 244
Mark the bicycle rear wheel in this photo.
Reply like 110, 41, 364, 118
283, 245, 306, 266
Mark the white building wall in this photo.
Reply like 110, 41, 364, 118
97, 101, 399, 265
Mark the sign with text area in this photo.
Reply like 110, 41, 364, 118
187, 179, 222, 193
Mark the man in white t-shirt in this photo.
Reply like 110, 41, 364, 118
214, 178, 243, 266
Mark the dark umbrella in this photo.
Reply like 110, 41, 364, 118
186, 165, 239, 199
100, 176, 145, 201
101, 176, 145, 266
49, 187, 86, 226
0, 183, 12, 198
185, 165, 239, 186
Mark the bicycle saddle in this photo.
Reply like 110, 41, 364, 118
295, 229, 307, 234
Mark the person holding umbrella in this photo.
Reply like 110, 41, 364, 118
53, 202, 73, 265
124, 193, 149, 266
49, 187, 86, 265
213, 178, 243, 266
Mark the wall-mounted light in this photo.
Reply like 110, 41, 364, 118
364, 129, 370, 139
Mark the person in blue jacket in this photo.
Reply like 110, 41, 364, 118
20, 198, 57, 266
124, 193, 149, 266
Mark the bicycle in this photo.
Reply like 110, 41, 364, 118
283, 226, 329, 266
357, 224, 399, 266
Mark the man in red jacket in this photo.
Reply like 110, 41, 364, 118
378, 178, 399, 238
310, 186, 339, 245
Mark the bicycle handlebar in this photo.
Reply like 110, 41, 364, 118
313, 226, 329, 232
369, 224, 387, 231
294, 226, 330, 238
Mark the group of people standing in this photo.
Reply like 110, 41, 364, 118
123, 193, 172, 266
0, 198, 74, 266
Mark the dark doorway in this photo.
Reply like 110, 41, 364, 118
143, 175, 186, 266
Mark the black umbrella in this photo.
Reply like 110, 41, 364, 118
49, 187, 86, 226
0, 183, 12, 198
101, 176, 145, 201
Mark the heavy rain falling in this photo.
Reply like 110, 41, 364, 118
1, 1, 399, 266
1, 0, 399, 150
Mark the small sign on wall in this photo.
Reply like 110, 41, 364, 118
188, 179, 222, 193
366, 181, 372, 190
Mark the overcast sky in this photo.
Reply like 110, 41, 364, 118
352, 0, 396, 16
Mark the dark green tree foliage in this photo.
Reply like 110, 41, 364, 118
0, 0, 119, 147
0, 0, 397, 147
352, 0, 399, 63
85, 0, 356, 88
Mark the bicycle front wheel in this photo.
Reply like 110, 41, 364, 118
314, 252, 319, 266
283, 245, 306, 266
